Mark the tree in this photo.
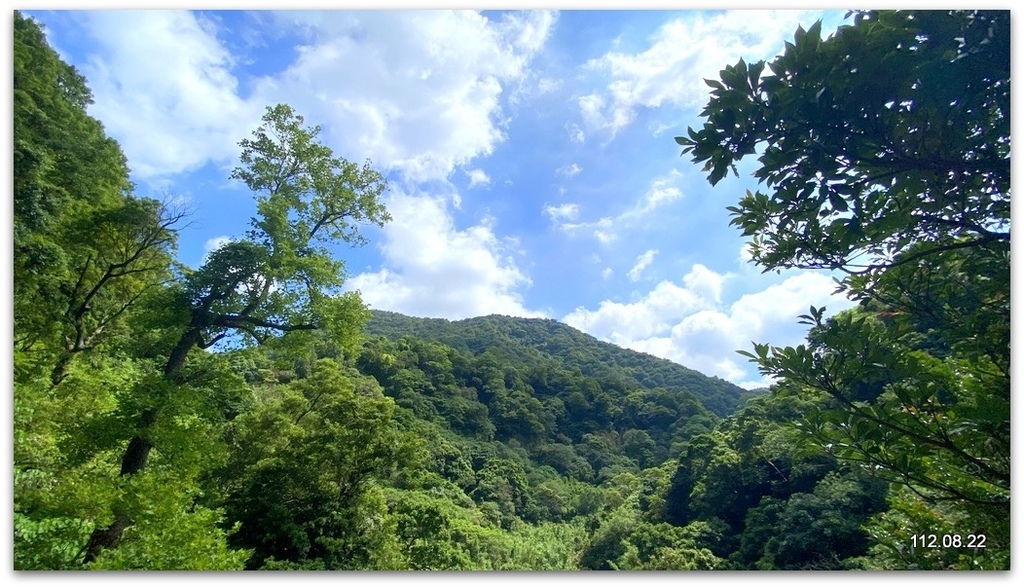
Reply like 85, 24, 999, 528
678, 11, 1008, 275
471, 458, 532, 527
676, 10, 1009, 567
222, 359, 413, 569
737, 472, 887, 570
577, 475, 722, 570
13, 13, 214, 569
14, 11, 182, 386
163, 103, 390, 378
83, 104, 391, 563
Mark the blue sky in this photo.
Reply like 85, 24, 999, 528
18, 7, 866, 389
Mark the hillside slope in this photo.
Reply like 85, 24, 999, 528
364, 310, 754, 417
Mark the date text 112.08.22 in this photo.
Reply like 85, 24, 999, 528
911, 534, 986, 549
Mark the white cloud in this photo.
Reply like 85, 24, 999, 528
564, 265, 855, 388
627, 249, 658, 282
578, 10, 825, 138
620, 170, 684, 220
564, 274, 709, 345
566, 122, 585, 143
557, 163, 583, 179
536, 78, 562, 94
683, 263, 728, 304
543, 203, 580, 223
77, 11, 256, 179
548, 171, 683, 243
258, 10, 557, 183
203, 235, 232, 256
465, 168, 491, 188
594, 227, 618, 245
69, 10, 557, 184
348, 190, 544, 319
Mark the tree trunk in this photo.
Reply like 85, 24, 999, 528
80, 330, 198, 564
164, 326, 200, 379
50, 352, 73, 388
119, 435, 154, 476
81, 433, 154, 564
82, 512, 131, 564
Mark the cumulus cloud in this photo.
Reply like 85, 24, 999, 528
627, 249, 658, 282
347, 190, 544, 319
465, 168, 491, 188
564, 265, 855, 388
67, 10, 557, 184
258, 10, 557, 183
683, 263, 727, 304
578, 10, 825, 138
564, 275, 709, 344
76, 11, 256, 179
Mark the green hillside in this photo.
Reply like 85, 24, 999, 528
365, 310, 753, 417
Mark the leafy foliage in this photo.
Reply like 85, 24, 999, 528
677, 9, 1010, 569
14, 11, 181, 385
678, 11, 1009, 275
166, 103, 389, 376
220, 359, 415, 569
358, 314, 729, 485
366, 310, 750, 417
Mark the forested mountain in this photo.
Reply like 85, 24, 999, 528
354, 310, 740, 481
13, 10, 1009, 571
365, 310, 753, 417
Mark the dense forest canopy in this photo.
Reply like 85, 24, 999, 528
364, 310, 752, 417
12, 9, 1010, 571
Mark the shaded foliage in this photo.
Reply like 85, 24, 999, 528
677, 9, 1010, 569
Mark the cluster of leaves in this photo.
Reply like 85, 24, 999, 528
13, 11, 180, 387
680, 11, 1008, 275
662, 392, 889, 569
677, 9, 1010, 569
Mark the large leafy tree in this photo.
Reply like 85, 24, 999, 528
221, 359, 413, 569
12, 13, 206, 569
676, 10, 1009, 568
163, 103, 390, 378
83, 104, 391, 563
13, 11, 182, 385
678, 10, 1008, 274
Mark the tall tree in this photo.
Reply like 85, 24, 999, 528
676, 10, 1009, 568
83, 104, 391, 562
13, 11, 181, 385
